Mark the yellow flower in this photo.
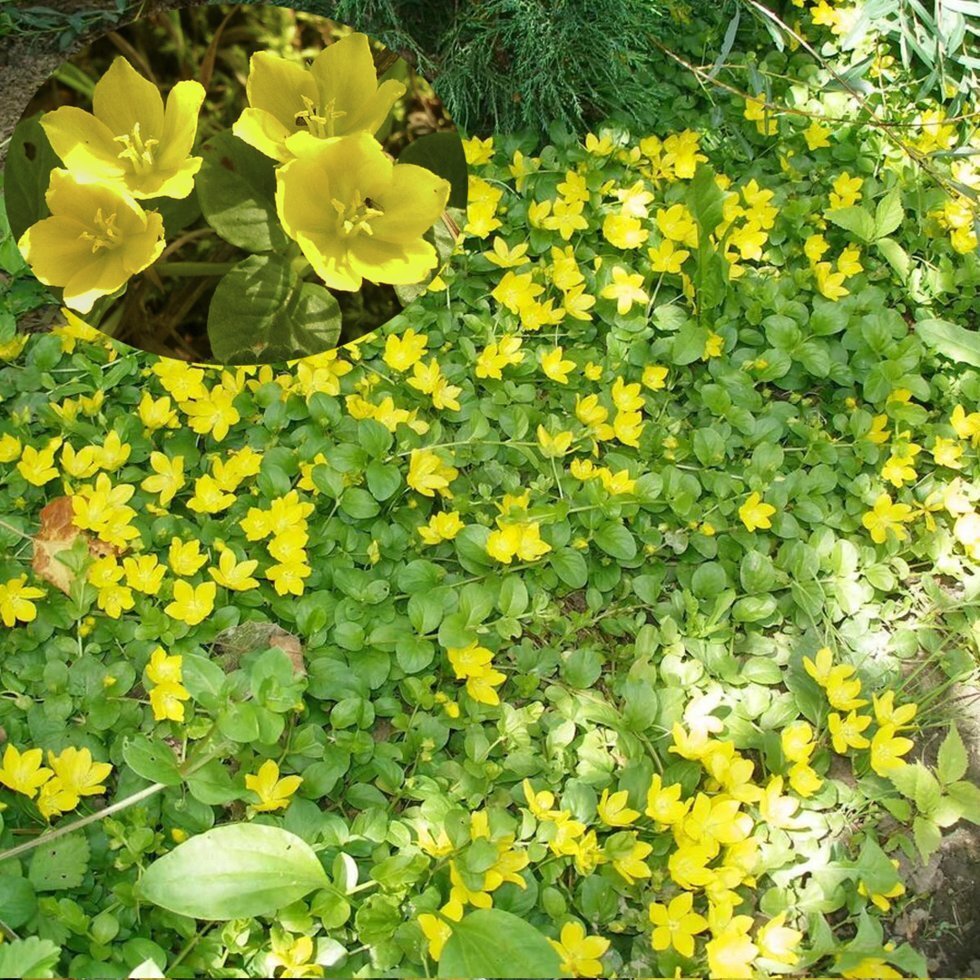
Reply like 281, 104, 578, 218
744, 95, 778, 136
829, 171, 863, 210
642, 364, 669, 390
140, 452, 185, 506
705, 917, 758, 979
180, 386, 241, 443
781, 721, 816, 764
137, 392, 178, 430
168, 537, 207, 576
703, 331, 725, 359
146, 647, 190, 722
492, 270, 544, 314
649, 892, 708, 958
486, 520, 551, 564
0, 745, 53, 798
862, 492, 914, 543
738, 491, 775, 532
803, 119, 832, 150
19, 170, 164, 314
17, 439, 62, 486
484, 236, 530, 268
548, 921, 609, 978
0, 575, 46, 627
597, 788, 640, 827
0, 433, 21, 463
828, 710, 872, 754
122, 554, 166, 595
383, 328, 428, 372
872, 691, 917, 730
825, 666, 868, 711
187, 474, 236, 515
837, 246, 863, 278
814, 260, 849, 300
804, 233, 829, 263
951, 404, 980, 446
275, 131, 449, 291
858, 860, 906, 912
48, 746, 112, 800
602, 212, 648, 249
418, 913, 454, 962
447, 641, 506, 706
838, 956, 903, 978
645, 774, 689, 826
756, 912, 802, 966
870, 723, 914, 776
407, 449, 458, 498
42, 56, 204, 199
233, 33, 406, 162
601, 266, 648, 315
540, 346, 575, 384
245, 759, 302, 812
266, 934, 323, 979
608, 836, 652, 884
209, 548, 260, 591
462, 135, 494, 166
164, 580, 216, 626
932, 436, 963, 469
543, 198, 589, 240
418, 510, 465, 545
537, 425, 574, 458
647, 238, 689, 273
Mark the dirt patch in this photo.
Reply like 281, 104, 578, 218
896, 825, 980, 977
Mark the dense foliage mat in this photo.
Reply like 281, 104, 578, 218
0, 0, 979, 978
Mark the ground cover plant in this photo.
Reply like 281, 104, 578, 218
1, 1, 980, 978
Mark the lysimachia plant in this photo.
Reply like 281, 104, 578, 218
6, 31, 463, 364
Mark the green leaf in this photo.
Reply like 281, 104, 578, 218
825, 206, 875, 243
0, 877, 37, 929
947, 780, 980, 824
208, 254, 342, 363
397, 131, 468, 209
913, 815, 942, 862
139, 824, 329, 920
438, 909, 563, 978
340, 487, 381, 520
937, 724, 968, 784
0, 937, 61, 980
594, 522, 636, 560
29, 834, 90, 892
123, 734, 183, 786
3, 113, 60, 244
550, 549, 588, 588
915, 317, 980, 368
685, 164, 726, 240
873, 190, 904, 239
876, 238, 910, 281
196, 130, 287, 253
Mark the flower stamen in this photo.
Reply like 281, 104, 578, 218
294, 95, 347, 139
79, 209, 124, 253
331, 190, 384, 237
113, 122, 159, 175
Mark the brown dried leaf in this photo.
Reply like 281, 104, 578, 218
31, 496, 118, 594
213, 622, 306, 676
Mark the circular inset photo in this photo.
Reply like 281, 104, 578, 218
3, 4, 467, 364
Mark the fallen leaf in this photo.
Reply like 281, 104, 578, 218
31, 497, 118, 594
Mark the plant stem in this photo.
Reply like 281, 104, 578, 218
154, 262, 237, 277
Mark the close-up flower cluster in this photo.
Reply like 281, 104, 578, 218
5, 8, 460, 362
